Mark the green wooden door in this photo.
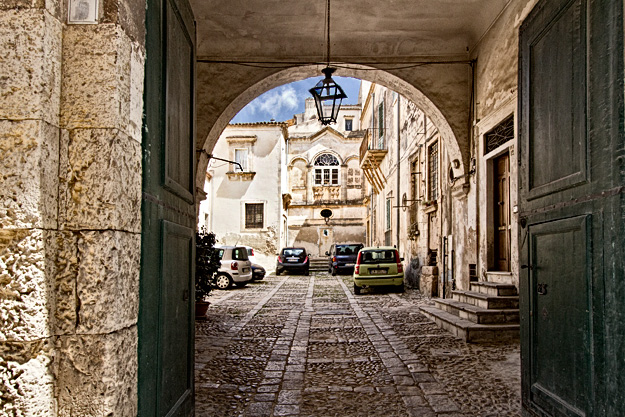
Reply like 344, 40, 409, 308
519, 0, 624, 416
139, 0, 196, 414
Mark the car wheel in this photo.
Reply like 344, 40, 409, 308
354, 284, 361, 295
214, 273, 232, 290
328, 266, 333, 274
304, 268, 309, 276
331, 267, 337, 276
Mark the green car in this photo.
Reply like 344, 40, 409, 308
353, 246, 405, 295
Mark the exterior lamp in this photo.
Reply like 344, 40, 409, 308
309, 67, 347, 125
309, 0, 347, 125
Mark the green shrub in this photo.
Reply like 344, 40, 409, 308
195, 228, 220, 302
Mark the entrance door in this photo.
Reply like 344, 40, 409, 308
139, 0, 196, 415
494, 153, 510, 271
519, 0, 623, 416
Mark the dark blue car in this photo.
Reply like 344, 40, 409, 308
326, 243, 364, 275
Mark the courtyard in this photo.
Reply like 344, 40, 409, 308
195, 273, 521, 416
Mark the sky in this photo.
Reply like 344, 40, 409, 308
230, 76, 362, 124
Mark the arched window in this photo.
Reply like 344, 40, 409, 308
314, 154, 339, 186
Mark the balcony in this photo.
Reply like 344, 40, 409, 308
359, 128, 388, 194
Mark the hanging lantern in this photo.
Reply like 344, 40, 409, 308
309, 67, 347, 125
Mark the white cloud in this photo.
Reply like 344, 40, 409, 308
247, 86, 299, 119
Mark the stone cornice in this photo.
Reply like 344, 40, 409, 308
226, 135, 257, 145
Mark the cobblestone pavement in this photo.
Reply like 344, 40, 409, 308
195, 273, 521, 416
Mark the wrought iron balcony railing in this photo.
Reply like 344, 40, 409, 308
359, 128, 387, 163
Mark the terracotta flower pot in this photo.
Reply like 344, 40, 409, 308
195, 301, 210, 318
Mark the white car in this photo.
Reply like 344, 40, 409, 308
213, 245, 253, 290
242, 245, 257, 264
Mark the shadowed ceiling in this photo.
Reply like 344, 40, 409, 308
191, 0, 511, 62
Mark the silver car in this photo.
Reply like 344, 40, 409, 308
213, 246, 253, 290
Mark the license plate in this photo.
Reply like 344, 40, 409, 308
369, 269, 386, 275
287, 257, 299, 262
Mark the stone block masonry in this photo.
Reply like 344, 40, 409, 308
0, 0, 145, 414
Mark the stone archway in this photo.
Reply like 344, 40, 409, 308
195, 64, 470, 194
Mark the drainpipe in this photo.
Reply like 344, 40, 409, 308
396, 95, 401, 253
285, 135, 289, 246
442, 236, 447, 299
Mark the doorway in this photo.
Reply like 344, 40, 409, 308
493, 152, 510, 272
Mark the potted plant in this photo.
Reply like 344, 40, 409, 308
195, 227, 220, 318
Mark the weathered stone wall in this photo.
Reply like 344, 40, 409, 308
469, 0, 537, 290
0, 0, 144, 413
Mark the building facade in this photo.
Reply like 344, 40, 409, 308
284, 100, 366, 257
202, 122, 288, 267
200, 99, 366, 266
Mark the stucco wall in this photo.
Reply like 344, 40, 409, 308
0, 0, 144, 413
206, 125, 285, 267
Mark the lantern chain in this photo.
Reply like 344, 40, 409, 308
326, 0, 331, 67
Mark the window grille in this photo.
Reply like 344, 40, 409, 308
410, 158, 419, 223
428, 142, 439, 201
484, 114, 514, 154
245, 203, 263, 229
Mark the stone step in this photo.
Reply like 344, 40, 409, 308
308, 265, 328, 272
452, 290, 519, 310
434, 298, 519, 325
470, 281, 518, 297
420, 305, 520, 343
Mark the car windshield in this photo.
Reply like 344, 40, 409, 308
283, 248, 305, 257
359, 249, 397, 264
232, 247, 249, 260
336, 245, 363, 255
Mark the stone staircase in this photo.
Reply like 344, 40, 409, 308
309, 257, 329, 273
419, 281, 520, 342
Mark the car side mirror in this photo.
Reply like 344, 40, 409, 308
325, 251, 330, 256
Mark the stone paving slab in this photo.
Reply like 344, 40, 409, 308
195, 273, 521, 416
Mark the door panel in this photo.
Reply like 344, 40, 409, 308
164, 0, 194, 203
140, 0, 196, 414
528, 216, 591, 417
523, 0, 588, 201
519, 0, 624, 416
160, 221, 194, 415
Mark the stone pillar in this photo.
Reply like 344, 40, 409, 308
1, 1, 63, 414
0, 0, 145, 414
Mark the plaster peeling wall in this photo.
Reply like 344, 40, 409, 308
0, 0, 145, 413
472, 0, 539, 119
470, 0, 537, 289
